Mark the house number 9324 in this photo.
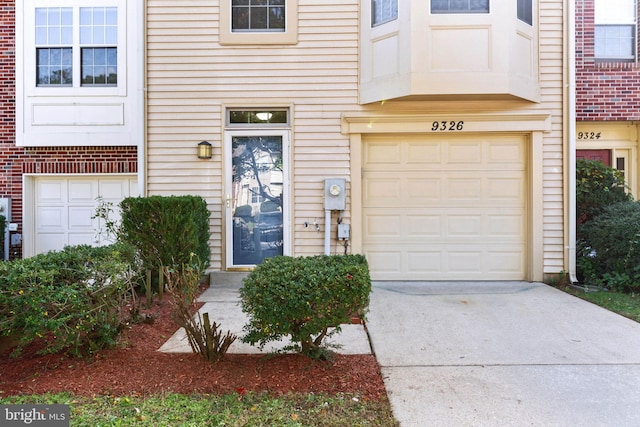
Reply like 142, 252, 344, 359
432, 121, 464, 131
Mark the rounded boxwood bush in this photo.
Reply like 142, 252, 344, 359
239, 254, 371, 359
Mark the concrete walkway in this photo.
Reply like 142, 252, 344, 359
158, 283, 372, 355
367, 281, 640, 426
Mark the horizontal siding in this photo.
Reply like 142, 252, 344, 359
146, 0, 567, 274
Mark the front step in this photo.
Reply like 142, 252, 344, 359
208, 271, 249, 288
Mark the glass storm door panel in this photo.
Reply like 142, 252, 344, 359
226, 133, 286, 267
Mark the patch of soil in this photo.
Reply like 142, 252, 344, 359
0, 293, 388, 400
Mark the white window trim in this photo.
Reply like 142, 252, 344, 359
219, 0, 298, 45
25, 0, 127, 98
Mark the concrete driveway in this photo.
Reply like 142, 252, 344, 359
366, 281, 640, 426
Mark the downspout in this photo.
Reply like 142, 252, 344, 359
138, 0, 148, 197
567, 0, 578, 284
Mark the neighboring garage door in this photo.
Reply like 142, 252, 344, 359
35, 176, 138, 254
362, 134, 527, 280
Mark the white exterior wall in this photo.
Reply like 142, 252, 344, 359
146, 0, 567, 278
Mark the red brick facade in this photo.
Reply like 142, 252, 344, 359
0, 1, 137, 259
576, 0, 640, 121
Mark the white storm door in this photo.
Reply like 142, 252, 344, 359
225, 130, 290, 268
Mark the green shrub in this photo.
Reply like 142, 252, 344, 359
579, 201, 640, 291
576, 159, 631, 225
119, 195, 211, 271
0, 244, 137, 357
239, 254, 371, 359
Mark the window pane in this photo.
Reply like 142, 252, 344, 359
35, 27, 47, 45
518, 0, 532, 25
36, 47, 72, 86
431, 0, 489, 13
595, 25, 635, 59
229, 110, 289, 124
251, 7, 268, 29
232, 0, 286, 31
93, 26, 105, 44
372, 0, 398, 27
48, 27, 60, 45
81, 47, 117, 86
270, 7, 285, 28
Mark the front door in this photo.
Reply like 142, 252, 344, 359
576, 149, 611, 166
225, 130, 288, 268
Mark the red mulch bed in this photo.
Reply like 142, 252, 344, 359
0, 292, 388, 400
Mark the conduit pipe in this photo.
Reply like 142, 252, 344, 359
567, 0, 579, 284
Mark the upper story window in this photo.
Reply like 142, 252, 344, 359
220, 0, 298, 45
517, 0, 533, 25
35, 8, 73, 86
232, 0, 285, 32
431, 0, 489, 14
595, 0, 637, 61
372, 0, 398, 27
35, 5, 118, 87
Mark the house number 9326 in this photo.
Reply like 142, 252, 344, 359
432, 121, 464, 131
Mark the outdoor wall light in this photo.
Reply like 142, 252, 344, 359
197, 141, 213, 159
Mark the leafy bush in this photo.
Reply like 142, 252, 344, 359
119, 195, 211, 271
576, 159, 631, 225
0, 244, 137, 357
239, 254, 371, 359
579, 201, 640, 291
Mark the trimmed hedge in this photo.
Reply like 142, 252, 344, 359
579, 201, 640, 291
119, 195, 211, 271
0, 244, 137, 357
239, 254, 371, 359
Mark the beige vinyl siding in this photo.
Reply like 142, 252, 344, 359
146, 0, 567, 276
146, 1, 360, 269
539, 0, 567, 274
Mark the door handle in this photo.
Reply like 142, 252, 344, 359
225, 194, 232, 208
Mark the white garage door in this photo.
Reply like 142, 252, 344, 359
35, 176, 138, 254
362, 134, 527, 280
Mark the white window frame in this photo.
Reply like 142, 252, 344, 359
25, 0, 126, 98
219, 0, 298, 45
595, 0, 637, 62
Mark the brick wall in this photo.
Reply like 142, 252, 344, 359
0, 1, 138, 259
576, 0, 640, 121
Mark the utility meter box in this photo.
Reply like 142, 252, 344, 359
324, 178, 346, 211
0, 198, 10, 261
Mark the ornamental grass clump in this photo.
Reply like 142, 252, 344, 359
165, 259, 236, 362
239, 254, 371, 359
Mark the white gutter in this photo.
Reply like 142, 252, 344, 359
567, 0, 578, 284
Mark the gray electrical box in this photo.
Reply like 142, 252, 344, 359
324, 178, 346, 211
0, 198, 10, 261
337, 223, 350, 240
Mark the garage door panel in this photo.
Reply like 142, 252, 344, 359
68, 181, 97, 203
37, 207, 66, 230
448, 143, 482, 164
35, 176, 137, 254
68, 233, 96, 247
488, 177, 523, 200
363, 134, 527, 280
366, 143, 402, 164
365, 214, 402, 237
100, 180, 128, 200
407, 143, 441, 164
364, 178, 402, 202
366, 250, 403, 274
37, 181, 66, 203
